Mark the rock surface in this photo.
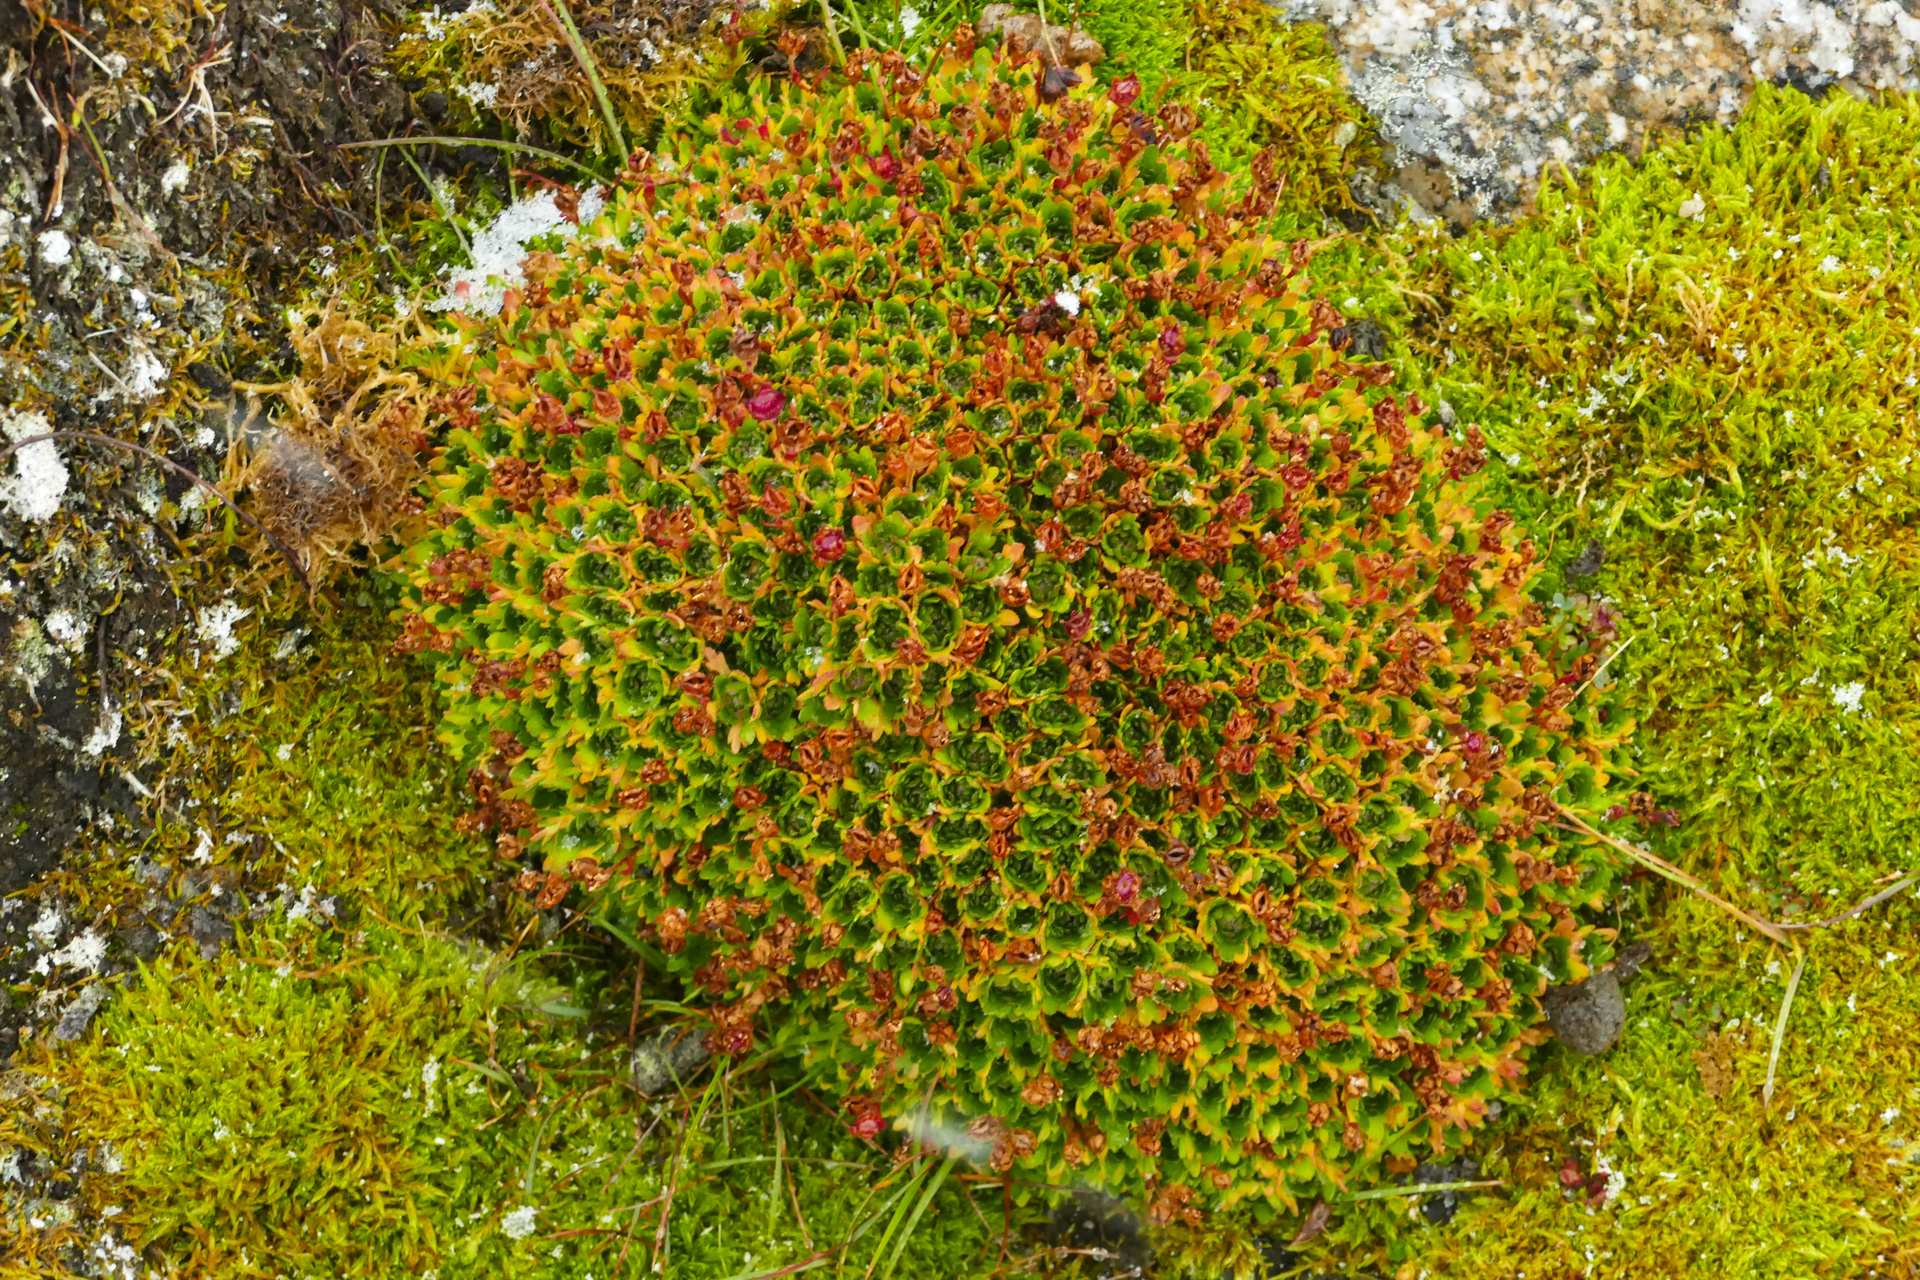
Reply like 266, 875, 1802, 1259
1282, 0, 1920, 222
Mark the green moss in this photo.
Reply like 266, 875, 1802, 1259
1185, 4, 1372, 213
9, 603, 1012, 1278
1075, 0, 1189, 92
1405, 83, 1920, 901
45, 918, 1005, 1278
1365, 894, 1920, 1277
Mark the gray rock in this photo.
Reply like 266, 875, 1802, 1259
117, 922, 161, 964
1568, 538, 1607, 579
631, 1025, 713, 1096
187, 905, 235, 961
1331, 317, 1389, 359
1544, 969, 1625, 1054
1410, 1158, 1480, 1226
55, 984, 106, 1041
1045, 1190, 1150, 1279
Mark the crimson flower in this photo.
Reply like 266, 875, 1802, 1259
812, 528, 847, 562
1158, 326, 1183, 358
871, 149, 900, 180
847, 1104, 885, 1141
745, 386, 786, 421
1109, 73, 1142, 107
1065, 608, 1092, 640
1113, 869, 1141, 904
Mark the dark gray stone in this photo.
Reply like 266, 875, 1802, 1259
1410, 1157, 1481, 1226
1544, 969, 1625, 1054
631, 1025, 713, 1096
187, 905, 235, 961
1568, 538, 1606, 579
54, 984, 106, 1041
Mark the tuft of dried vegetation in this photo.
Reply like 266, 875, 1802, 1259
230, 302, 442, 591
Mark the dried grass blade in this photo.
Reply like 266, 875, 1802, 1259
1764, 949, 1807, 1111
339, 135, 610, 184
1555, 807, 1791, 945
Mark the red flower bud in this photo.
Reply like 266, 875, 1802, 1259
1113, 869, 1141, 904
871, 149, 900, 180
1158, 326, 1183, 358
812, 528, 847, 562
1109, 73, 1142, 107
745, 386, 786, 422
1065, 608, 1092, 640
847, 1104, 886, 1141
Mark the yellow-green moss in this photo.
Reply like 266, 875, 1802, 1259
5, 604, 1014, 1278
388, 0, 746, 156
1401, 83, 1920, 903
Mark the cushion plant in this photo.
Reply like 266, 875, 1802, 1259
396, 33, 1630, 1217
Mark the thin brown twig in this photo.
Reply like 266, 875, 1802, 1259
627, 957, 646, 1042
0, 430, 309, 590
1779, 872, 1920, 931
1554, 808, 1791, 945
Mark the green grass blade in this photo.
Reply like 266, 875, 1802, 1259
539, 0, 630, 162
878, 1154, 957, 1280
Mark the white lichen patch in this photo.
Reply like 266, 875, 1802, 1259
453, 80, 500, 109
160, 159, 192, 196
27, 901, 64, 949
37, 228, 73, 266
430, 187, 608, 318
48, 929, 109, 973
4, 616, 55, 697
196, 600, 251, 659
42, 608, 89, 651
122, 345, 170, 400
1, 408, 67, 522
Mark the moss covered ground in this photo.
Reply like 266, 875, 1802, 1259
3, 2, 1919, 1278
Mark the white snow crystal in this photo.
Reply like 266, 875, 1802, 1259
1819, 254, 1844, 274
1053, 289, 1081, 316
160, 160, 191, 195
1677, 192, 1706, 220
501, 1205, 538, 1240
900, 4, 923, 35
1831, 682, 1866, 714
1, 409, 67, 523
